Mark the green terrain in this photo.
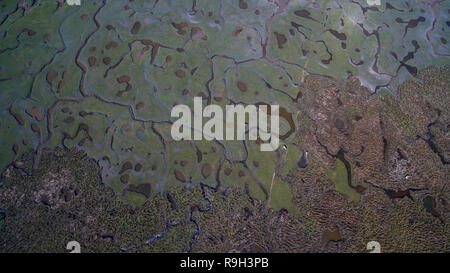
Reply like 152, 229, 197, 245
0, 0, 448, 252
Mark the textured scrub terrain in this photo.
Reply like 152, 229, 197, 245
0, 0, 449, 252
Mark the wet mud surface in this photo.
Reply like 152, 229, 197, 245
0, 0, 449, 253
